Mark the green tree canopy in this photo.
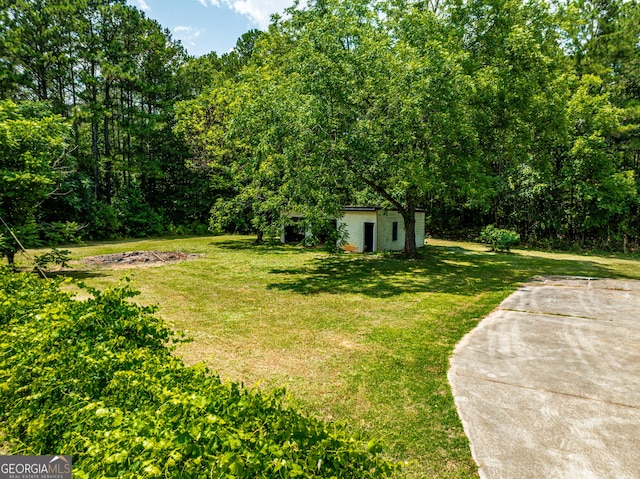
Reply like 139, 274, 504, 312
0, 100, 71, 264
205, 0, 480, 254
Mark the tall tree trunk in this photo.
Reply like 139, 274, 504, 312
104, 81, 112, 203
402, 187, 418, 255
126, 87, 132, 186
36, 53, 48, 100
90, 49, 100, 200
92, 112, 100, 199
71, 63, 79, 148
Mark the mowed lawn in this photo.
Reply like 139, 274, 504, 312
28, 236, 640, 478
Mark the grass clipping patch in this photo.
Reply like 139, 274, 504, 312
0, 268, 397, 478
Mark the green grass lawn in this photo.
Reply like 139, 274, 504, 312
23, 236, 640, 478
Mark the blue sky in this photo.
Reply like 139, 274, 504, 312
126, 0, 294, 56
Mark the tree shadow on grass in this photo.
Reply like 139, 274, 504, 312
44, 269, 108, 280
266, 244, 618, 298
11, 265, 107, 281
213, 239, 322, 255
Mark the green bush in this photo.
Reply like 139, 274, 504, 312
113, 187, 165, 237
42, 221, 83, 245
478, 225, 520, 252
87, 202, 122, 240
0, 269, 397, 478
166, 222, 210, 237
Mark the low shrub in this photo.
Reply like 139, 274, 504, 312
0, 269, 397, 478
166, 222, 210, 237
113, 187, 165, 237
42, 221, 83, 245
33, 247, 72, 270
86, 202, 122, 240
478, 225, 520, 252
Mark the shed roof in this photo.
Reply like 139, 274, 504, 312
343, 206, 426, 213
343, 206, 378, 211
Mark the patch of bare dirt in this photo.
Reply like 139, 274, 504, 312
81, 250, 199, 267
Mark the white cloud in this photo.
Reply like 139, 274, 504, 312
173, 25, 202, 48
211, 0, 292, 29
135, 0, 151, 11
197, 0, 209, 6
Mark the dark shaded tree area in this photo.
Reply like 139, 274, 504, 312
0, 0, 256, 248
421, 0, 640, 251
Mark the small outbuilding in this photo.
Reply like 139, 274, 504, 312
338, 206, 426, 253
280, 206, 426, 253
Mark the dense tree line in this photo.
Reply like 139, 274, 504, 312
0, 0, 257, 262
177, 0, 640, 254
1, 0, 639, 259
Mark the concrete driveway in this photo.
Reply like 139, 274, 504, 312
448, 277, 640, 479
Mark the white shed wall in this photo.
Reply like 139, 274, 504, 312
376, 210, 403, 251
339, 211, 377, 253
377, 210, 426, 251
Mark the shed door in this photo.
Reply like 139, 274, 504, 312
364, 222, 375, 253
